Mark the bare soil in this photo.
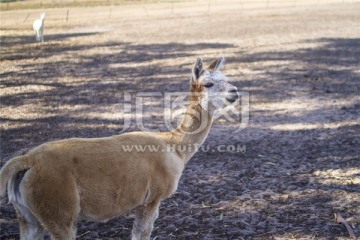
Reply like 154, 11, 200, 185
1, 1, 359, 239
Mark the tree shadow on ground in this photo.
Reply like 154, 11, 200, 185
229, 38, 360, 101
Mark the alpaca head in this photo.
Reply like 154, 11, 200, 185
40, 13, 46, 20
190, 57, 238, 113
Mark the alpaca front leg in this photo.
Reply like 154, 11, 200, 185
131, 201, 160, 240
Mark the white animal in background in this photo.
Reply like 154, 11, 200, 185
33, 13, 46, 42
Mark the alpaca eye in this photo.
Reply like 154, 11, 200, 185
204, 82, 214, 88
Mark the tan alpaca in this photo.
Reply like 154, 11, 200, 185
0, 57, 238, 240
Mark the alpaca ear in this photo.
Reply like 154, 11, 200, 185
208, 56, 225, 72
191, 57, 203, 84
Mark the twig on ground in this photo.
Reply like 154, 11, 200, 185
76, 231, 90, 238
335, 212, 356, 239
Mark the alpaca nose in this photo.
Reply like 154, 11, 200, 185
226, 88, 239, 103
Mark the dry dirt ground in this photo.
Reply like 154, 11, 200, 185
1, 0, 360, 239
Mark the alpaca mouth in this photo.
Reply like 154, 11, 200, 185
226, 97, 237, 103
226, 89, 239, 103
226, 91, 238, 103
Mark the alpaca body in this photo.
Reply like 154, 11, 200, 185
13, 132, 183, 220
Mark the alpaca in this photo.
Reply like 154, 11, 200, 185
33, 13, 46, 42
0, 57, 238, 240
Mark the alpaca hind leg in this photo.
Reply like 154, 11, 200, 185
31, 199, 78, 240
25, 173, 80, 240
13, 203, 45, 240
131, 200, 161, 240
46, 223, 77, 240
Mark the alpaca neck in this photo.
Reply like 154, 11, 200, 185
172, 102, 213, 164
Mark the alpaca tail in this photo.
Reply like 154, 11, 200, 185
0, 156, 32, 201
